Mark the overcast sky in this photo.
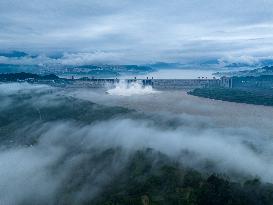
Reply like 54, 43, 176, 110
1, 0, 273, 64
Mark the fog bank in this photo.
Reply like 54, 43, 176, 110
1, 83, 273, 204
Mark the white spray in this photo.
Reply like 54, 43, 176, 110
106, 80, 158, 96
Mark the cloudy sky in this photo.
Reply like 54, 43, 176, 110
1, 0, 273, 64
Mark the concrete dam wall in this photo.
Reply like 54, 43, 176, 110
67, 77, 232, 89
151, 79, 221, 89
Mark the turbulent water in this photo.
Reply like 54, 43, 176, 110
106, 80, 158, 96
1, 82, 273, 204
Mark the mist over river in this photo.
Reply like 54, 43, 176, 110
1, 82, 273, 204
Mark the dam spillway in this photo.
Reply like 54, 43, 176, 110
66, 77, 232, 89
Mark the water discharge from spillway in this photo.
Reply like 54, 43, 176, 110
106, 80, 158, 96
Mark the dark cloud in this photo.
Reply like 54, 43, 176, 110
0, 0, 273, 64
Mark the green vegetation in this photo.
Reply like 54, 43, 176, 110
188, 88, 273, 106
0, 72, 60, 81
92, 149, 273, 205
0, 91, 131, 146
1, 88, 273, 205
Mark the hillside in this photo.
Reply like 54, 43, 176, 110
214, 66, 273, 77
0, 72, 59, 81
1, 87, 273, 205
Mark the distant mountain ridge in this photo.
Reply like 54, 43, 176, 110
214, 66, 273, 77
0, 63, 154, 77
0, 50, 28, 58
2, 50, 273, 77
0, 72, 59, 81
0, 51, 155, 77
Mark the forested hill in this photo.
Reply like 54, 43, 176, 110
0, 72, 60, 81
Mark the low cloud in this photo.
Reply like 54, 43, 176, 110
0, 52, 119, 66
1, 83, 273, 204
218, 55, 273, 68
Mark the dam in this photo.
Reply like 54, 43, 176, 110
66, 77, 232, 89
